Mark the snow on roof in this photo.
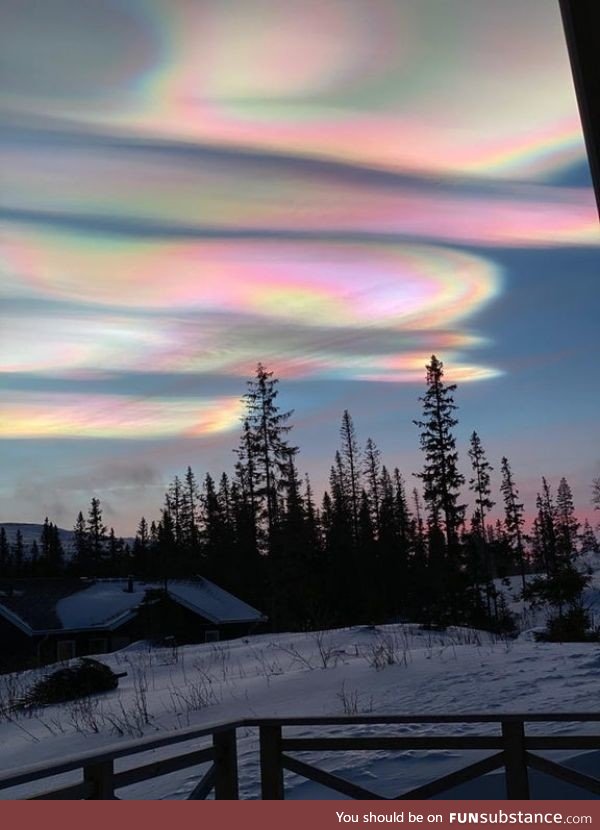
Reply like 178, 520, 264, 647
55, 578, 265, 630
166, 578, 266, 624
56, 581, 146, 630
0, 577, 266, 633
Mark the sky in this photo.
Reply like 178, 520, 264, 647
1, 0, 598, 535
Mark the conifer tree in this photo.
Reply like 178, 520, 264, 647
40, 517, 53, 563
340, 410, 361, 540
87, 498, 107, 568
0, 528, 10, 576
556, 477, 580, 558
133, 517, 150, 575
363, 437, 382, 536
242, 363, 296, 549
593, 477, 600, 513
235, 419, 259, 556
73, 510, 89, 572
468, 432, 495, 540
49, 522, 64, 572
166, 475, 184, 548
156, 509, 175, 582
580, 519, 599, 554
107, 527, 125, 571
202, 472, 226, 577
29, 539, 39, 574
377, 466, 396, 549
183, 466, 201, 550
304, 474, 320, 552
538, 478, 558, 574
526, 477, 589, 639
12, 529, 25, 576
414, 355, 465, 552
500, 457, 527, 588
393, 469, 411, 546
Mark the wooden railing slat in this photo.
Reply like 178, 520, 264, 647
395, 752, 506, 800
27, 781, 95, 800
0, 718, 244, 791
83, 760, 115, 800
2, 713, 600, 800
282, 737, 503, 752
260, 725, 284, 800
281, 754, 385, 800
113, 747, 213, 789
187, 764, 217, 800
502, 721, 530, 800
526, 752, 600, 795
213, 728, 239, 799
525, 737, 600, 750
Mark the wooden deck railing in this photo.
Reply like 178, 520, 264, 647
1, 714, 599, 800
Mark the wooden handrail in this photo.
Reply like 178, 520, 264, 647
0, 714, 599, 800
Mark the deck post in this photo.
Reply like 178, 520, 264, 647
213, 728, 239, 799
260, 725, 284, 799
502, 720, 530, 799
83, 760, 115, 799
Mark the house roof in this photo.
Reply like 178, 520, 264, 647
0, 577, 266, 635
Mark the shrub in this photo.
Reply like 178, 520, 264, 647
21, 658, 120, 707
542, 606, 596, 643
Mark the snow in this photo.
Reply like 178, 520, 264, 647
56, 581, 146, 629
53, 578, 264, 630
1, 558, 599, 800
167, 579, 265, 624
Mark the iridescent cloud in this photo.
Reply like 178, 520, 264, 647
4, 0, 583, 182
2, 142, 596, 247
2, 229, 502, 391
0, 393, 244, 439
4, 230, 499, 323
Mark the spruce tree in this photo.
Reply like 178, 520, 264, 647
0, 528, 10, 576
73, 510, 90, 573
133, 517, 150, 575
593, 477, 600, 513
525, 478, 589, 639
29, 539, 39, 574
414, 355, 465, 552
580, 519, 599, 554
363, 437, 382, 536
166, 475, 184, 548
500, 456, 527, 588
12, 529, 25, 576
556, 477, 580, 559
183, 466, 201, 550
87, 498, 107, 568
235, 419, 259, 556
468, 432, 495, 540
339, 410, 361, 540
241, 364, 296, 553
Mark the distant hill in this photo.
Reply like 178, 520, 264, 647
0, 523, 135, 557
1, 523, 77, 556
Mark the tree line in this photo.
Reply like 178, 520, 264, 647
1, 357, 598, 637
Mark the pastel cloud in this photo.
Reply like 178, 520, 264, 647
3, 0, 585, 182
0, 392, 244, 439
1, 141, 597, 248
1, 230, 502, 406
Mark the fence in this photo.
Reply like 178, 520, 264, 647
1, 714, 599, 800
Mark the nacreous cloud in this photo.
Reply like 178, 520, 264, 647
0, 393, 244, 439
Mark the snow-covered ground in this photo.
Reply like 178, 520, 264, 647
1, 621, 600, 800
1, 556, 600, 800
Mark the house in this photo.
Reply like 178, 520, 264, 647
0, 577, 267, 671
